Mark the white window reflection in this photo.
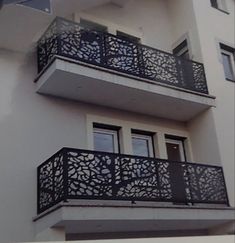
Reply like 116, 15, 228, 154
94, 128, 119, 153
132, 133, 154, 157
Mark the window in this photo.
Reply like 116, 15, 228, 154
131, 131, 154, 157
165, 136, 186, 162
117, 31, 140, 44
93, 124, 120, 153
211, 0, 219, 8
210, 0, 228, 13
220, 44, 235, 81
80, 19, 108, 32
173, 39, 190, 59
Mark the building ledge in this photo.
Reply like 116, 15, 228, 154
36, 57, 216, 121
33, 200, 235, 236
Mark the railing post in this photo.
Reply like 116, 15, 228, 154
184, 163, 194, 205
37, 166, 41, 214
62, 148, 69, 202
155, 159, 162, 202
102, 33, 108, 68
52, 155, 56, 206
221, 168, 230, 206
56, 17, 62, 56
137, 44, 145, 78
111, 154, 118, 199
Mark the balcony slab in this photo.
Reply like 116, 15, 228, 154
33, 200, 235, 235
36, 57, 216, 122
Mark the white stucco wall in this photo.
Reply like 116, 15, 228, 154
166, 0, 235, 207
78, 0, 174, 52
166, 0, 203, 62
0, 48, 191, 242
191, 0, 235, 207
0, 49, 87, 242
0, 0, 234, 242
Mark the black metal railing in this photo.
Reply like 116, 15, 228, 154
37, 147, 229, 214
37, 18, 209, 94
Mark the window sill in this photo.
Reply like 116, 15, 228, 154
211, 6, 230, 15
225, 78, 235, 83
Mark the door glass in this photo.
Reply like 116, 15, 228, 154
117, 31, 140, 44
80, 19, 108, 32
166, 139, 185, 162
173, 39, 190, 60
132, 133, 154, 157
94, 128, 119, 153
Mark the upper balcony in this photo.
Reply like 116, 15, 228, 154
35, 18, 215, 121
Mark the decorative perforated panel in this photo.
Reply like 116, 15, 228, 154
37, 148, 229, 214
37, 18, 209, 94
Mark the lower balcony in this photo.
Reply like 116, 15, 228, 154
37, 147, 229, 214
35, 148, 234, 238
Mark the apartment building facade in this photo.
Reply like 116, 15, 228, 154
0, 0, 234, 242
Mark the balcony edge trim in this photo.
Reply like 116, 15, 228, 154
34, 56, 216, 100
33, 200, 234, 222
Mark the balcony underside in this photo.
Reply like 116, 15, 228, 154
35, 148, 231, 236
34, 202, 235, 236
36, 58, 215, 121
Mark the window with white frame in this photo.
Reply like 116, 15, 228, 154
131, 131, 154, 157
93, 124, 120, 153
210, 0, 228, 13
220, 43, 235, 81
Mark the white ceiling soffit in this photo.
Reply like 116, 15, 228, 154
111, 0, 133, 7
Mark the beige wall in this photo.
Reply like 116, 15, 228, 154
0, 49, 86, 242
187, 109, 222, 166
0, 48, 190, 242
166, 0, 203, 62
191, 0, 235, 206
0, 0, 234, 242
77, 0, 174, 52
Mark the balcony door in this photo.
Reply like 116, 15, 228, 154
165, 138, 186, 162
165, 137, 187, 203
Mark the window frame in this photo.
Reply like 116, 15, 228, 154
210, 0, 229, 14
116, 30, 141, 44
79, 18, 108, 32
173, 39, 190, 59
131, 131, 155, 158
220, 44, 235, 82
93, 124, 120, 153
165, 135, 187, 162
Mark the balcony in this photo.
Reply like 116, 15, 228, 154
35, 18, 215, 121
37, 147, 229, 214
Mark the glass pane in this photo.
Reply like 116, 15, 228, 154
132, 137, 149, 157
94, 132, 115, 153
166, 143, 181, 162
117, 31, 140, 43
80, 19, 107, 32
173, 39, 190, 59
222, 53, 234, 80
